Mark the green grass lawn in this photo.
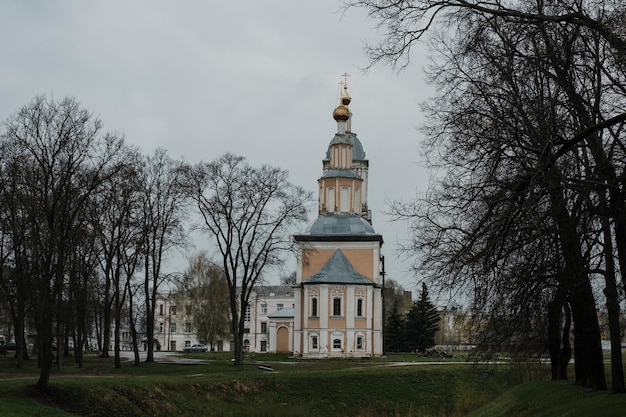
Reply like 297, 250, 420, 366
469, 380, 626, 417
0, 352, 623, 417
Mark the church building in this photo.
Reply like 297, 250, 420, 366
292, 80, 384, 358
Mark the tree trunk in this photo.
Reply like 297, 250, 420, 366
145, 256, 156, 363
600, 219, 625, 393
547, 167, 606, 390
114, 283, 121, 369
35, 287, 53, 393
126, 279, 141, 366
100, 263, 112, 359
558, 301, 572, 380
547, 285, 568, 380
14, 296, 28, 368
230, 287, 243, 365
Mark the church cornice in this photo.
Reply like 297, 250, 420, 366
294, 234, 383, 244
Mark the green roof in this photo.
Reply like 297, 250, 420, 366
302, 214, 377, 236
326, 132, 366, 160
320, 168, 362, 180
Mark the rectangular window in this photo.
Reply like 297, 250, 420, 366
170, 323, 176, 333
185, 305, 191, 316
311, 297, 318, 316
261, 322, 268, 333
159, 323, 163, 333
277, 303, 284, 311
333, 298, 341, 316
185, 322, 192, 333
244, 304, 251, 321
311, 336, 318, 350
260, 340, 267, 352
185, 340, 191, 348
357, 298, 363, 317
357, 336, 363, 350
261, 304, 267, 314
170, 305, 177, 315
243, 328, 250, 334
159, 304, 164, 316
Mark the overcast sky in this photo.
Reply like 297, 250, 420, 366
1, 0, 432, 292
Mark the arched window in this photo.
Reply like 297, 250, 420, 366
356, 336, 364, 350
340, 186, 350, 212
333, 338, 342, 349
326, 186, 335, 213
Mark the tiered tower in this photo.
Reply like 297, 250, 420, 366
293, 79, 384, 358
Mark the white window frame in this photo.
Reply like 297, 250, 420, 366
332, 332, 343, 352
333, 338, 342, 350
356, 335, 364, 350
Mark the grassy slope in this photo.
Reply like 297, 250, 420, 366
469, 380, 626, 417
0, 353, 624, 416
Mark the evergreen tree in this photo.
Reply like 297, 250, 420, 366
384, 299, 406, 353
404, 283, 440, 353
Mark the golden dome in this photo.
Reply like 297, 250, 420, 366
333, 104, 350, 121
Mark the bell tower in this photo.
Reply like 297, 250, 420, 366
293, 77, 383, 358
319, 80, 371, 221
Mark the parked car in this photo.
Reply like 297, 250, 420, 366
183, 344, 207, 353
5, 341, 16, 351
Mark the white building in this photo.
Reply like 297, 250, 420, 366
153, 286, 296, 353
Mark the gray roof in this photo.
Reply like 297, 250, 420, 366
304, 249, 372, 285
320, 169, 362, 180
268, 307, 294, 318
236, 285, 294, 298
325, 133, 366, 161
303, 214, 377, 235
253, 285, 294, 298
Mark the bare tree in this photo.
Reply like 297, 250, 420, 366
65, 207, 100, 369
176, 252, 231, 350
348, 0, 626, 391
182, 153, 312, 365
0, 157, 35, 368
279, 271, 297, 286
0, 95, 126, 392
139, 149, 188, 362
93, 153, 144, 367
346, 0, 626, 69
